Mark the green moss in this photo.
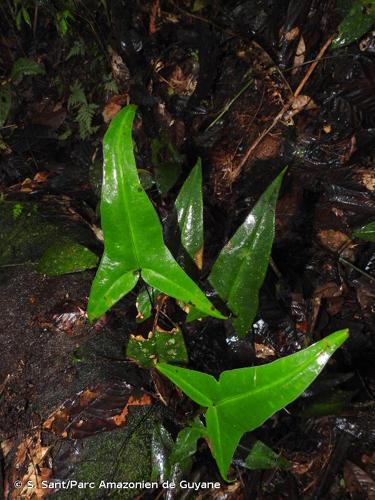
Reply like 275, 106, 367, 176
54, 406, 158, 499
0, 201, 95, 268
0, 201, 61, 266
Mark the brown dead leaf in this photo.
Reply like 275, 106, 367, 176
102, 95, 128, 123
292, 36, 306, 75
149, 0, 161, 34
1, 438, 13, 457
285, 26, 300, 41
254, 342, 275, 359
354, 168, 375, 192
318, 229, 350, 253
5, 431, 52, 499
313, 281, 345, 300
284, 95, 317, 123
344, 461, 375, 498
43, 384, 152, 439
201, 480, 243, 499
362, 452, 375, 465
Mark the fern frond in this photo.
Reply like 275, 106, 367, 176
68, 82, 86, 110
103, 73, 119, 94
66, 40, 86, 60
75, 102, 98, 139
104, 79, 119, 94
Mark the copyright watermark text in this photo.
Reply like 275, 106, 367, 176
15, 479, 221, 491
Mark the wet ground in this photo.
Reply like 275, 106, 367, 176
1, 0, 375, 498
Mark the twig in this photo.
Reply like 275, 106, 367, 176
339, 257, 375, 283
0, 374, 10, 397
237, 35, 334, 169
206, 77, 254, 131
293, 35, 333, 98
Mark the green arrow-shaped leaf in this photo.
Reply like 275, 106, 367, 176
175, 158, 204, 269
209, 168, 286, 337
353, 220, 375, 242
157, 329, 348, 480
87, 105, 225, 321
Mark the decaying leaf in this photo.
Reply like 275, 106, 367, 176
5, 431, 52, 499
43, 383, 152, 439
127, 328, 188, 368
344, 460, 375, 498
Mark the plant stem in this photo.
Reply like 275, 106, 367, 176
339, 257, 375, 283
206, 78, 254, 131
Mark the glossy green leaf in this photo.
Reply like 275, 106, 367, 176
151, 137, 183, 194
151, 423, 174, 482
37, 238, 98, 276
244, 440, 290, 470
21, 7, 32, 27
209, 168, 286, 337
87, 105, 225, 321
10, 58, 45, 81
175, 158, 204, 269
127, 328, 188, 368
332, 0, 375, 49
157, 329, 348, 480
167, 418, 207, 480
136, 287, 160, 323
186, 304, 205, 322
151, 419, 206, 485
353, 220, 375, 242
138, 168, 154, 190
0, 85, 12, 127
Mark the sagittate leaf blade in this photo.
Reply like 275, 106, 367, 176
157, 363, 220, 407
209, 168, 286, 337
353, 220, 375, 242
157, 329, 348, 480
175, 158, 204, 268
87, 105, 224, 321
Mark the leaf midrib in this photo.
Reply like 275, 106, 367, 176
226, 210, 267, 305
117, 117, 141, 268
215, 349, 323, 409
177, 168, 201, 253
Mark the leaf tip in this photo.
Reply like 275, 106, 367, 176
326, 328, 349, 348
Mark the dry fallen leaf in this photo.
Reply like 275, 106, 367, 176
43, 383, 152, 439
292, 35, 306, 74
5, 431, 52, 499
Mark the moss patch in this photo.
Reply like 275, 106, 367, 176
54, 406, 158, 499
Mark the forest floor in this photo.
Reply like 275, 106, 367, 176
1, 1, 375, 498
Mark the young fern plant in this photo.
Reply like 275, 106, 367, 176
87, 105, 225, 320
88, 104, 349, 481
157, 329, 348, 480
